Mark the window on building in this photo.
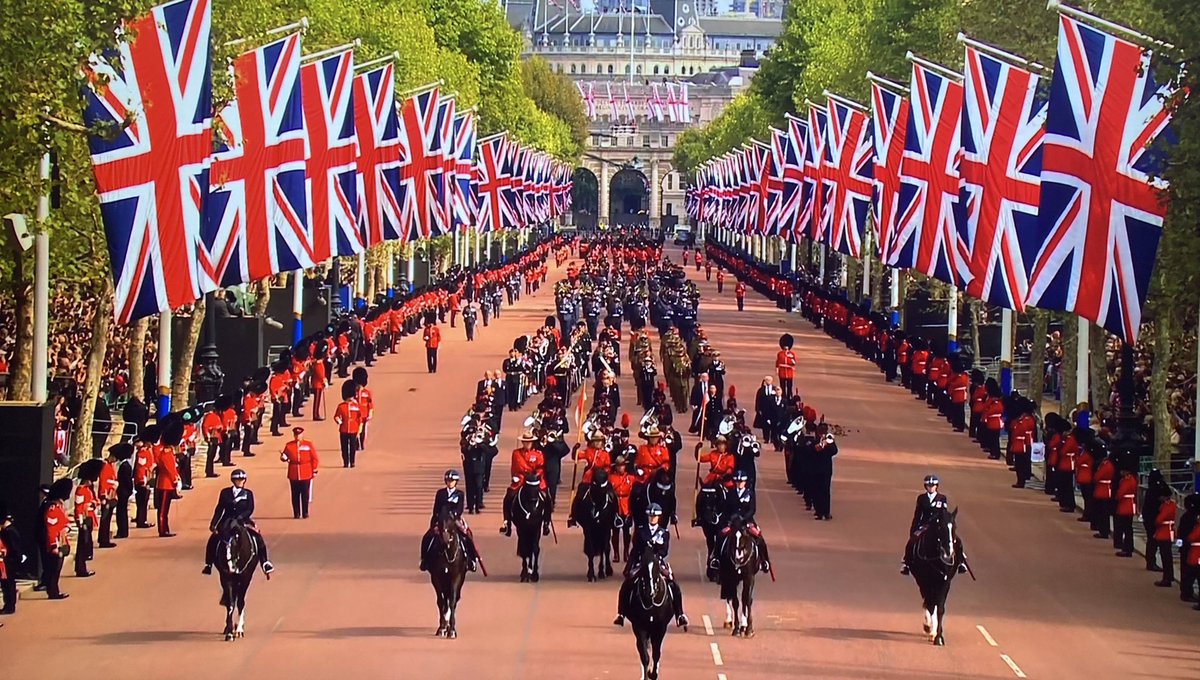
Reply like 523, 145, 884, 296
665, 203, 674, 215
666, 173, 673, 190
643, 134, 651, 148
653, 65, 660, 75
570, 64, 577, 74
626, 136, 634, 148
607, 64, 614, 74
625, 65, 631, 74
661, 134, 670, 147
664, 65, 670, 75
636, 64, 643, 75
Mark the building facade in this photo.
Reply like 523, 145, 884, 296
508, 1, 780, 228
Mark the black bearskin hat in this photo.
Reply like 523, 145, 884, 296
341, 379, 359, 401
352, 367, 369, 387
160, 419, 185, 447
77, 458, 105, 482
139, 424, 161, 444
779, 333, 794, 350
109, 442, 135, 461
50, 477, 75, 502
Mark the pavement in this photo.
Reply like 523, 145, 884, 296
2, 246, 1198, 680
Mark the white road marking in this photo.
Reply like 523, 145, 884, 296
976, 624, 998, 647
272, 616, 284, 632
702, 614, 715, 636
710, 642, 724, 666
718, 674, 728, 680
1000, 654, 1027, 678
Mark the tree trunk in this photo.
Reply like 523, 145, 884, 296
127, 316, 149, 403
171, 299, 205, 409
1027, 308, 1048, 409
1088, 323, 1110, 415
1059, 313, 1077, 418
69, 279, 114, 466
1150, 309, 1175, 466
7, 250, 33, 401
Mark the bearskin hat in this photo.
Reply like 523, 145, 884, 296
109, 442, 134, 462
49, 477, 75, 503
779, 333, 794, 350
341, 379, 359, 401
352, 367, 369, 387
77, 458, 105, 482
161, 419, 185, 447
214, 393, 232, 412
545, 315, 557, 329
138, 424, 161, 444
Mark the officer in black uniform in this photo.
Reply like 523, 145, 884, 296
723, 470, 771, 573
583, 292, 602, 340
614, 503, 689, 629
557, 292, 577, 335
460, 420, 491, 514
901, 474, 948, 575
420, 470, 479, 572
202, 469, 273, 577
810, 423, 838, 521
503, 349, 526, 410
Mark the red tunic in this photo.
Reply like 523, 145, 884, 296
509, 448, 547, 491
699, 450, 736, 487
775, 349, 797, 380
282, 439, 319, 481
334, 400, 363, 435
634, 444, 671, 482
578, 446, 611, 485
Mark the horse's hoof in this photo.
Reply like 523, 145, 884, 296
448, 629, 457, 639
723, 621, 734, 629
743, 627, 755, 638
604, 565, 613, 577
587, 573, 596, 582
531, 572, 540, 583
598, 570, 607, 580
520, 574, 529, 583
934, 635, 945, 647
922, 624, 931, 634
224, 633, 234, 642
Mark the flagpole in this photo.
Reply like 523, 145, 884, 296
301, 39, 360, 63
1046, 0, 1175, 51
866, 72, 910, 94
292, 270, 304, 344
224, 18, 309, 49
905, 51, 963, 81
822, 90, 867, 112
397, 80, 444, 100
354, 52, 400, 72
1000, 307, 1013, 394
158, 310, 172, 415
956, 33, 1048, 72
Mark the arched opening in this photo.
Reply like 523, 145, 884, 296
609, 166, 650, 228
571, 167, 599, 230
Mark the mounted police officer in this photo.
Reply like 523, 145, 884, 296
901, 474, 966, 575
202, 469, 273, 577
721, 471, 770, 573
614, 503, 689, 630
420, 470, 479, 572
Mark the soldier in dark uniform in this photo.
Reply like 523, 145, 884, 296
723, 471, 771, 573
503, 349, 526, 410
636, 355, 657, 408
613, 503, 689, 629
557, 292, 578, 335
583, 292, 602, 341
202, 469, 274, 577
809, 423, 838, 520
462, 300, 478, 341
901, 474, 951, 575
420, 470, 479, 572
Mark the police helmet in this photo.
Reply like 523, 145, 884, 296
923, 474, 940, 487
645, 502, 664, 517
445, 469, 461, 482
232, 469, 248, 481
732, 470, 749, 482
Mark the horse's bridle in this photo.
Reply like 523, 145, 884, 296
636, 556, 668, 610
721, 528, 756, 573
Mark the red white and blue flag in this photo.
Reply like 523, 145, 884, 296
959, 45, 1046, 311
451, 110, 477, 232
474, 133, 515, 233
353, 64, 404, 246
823, 96, 874, 258
302, 50, 363, 260
398, 85, 449, 241
893, 61, 969, 285
206, 31, 310, 287
784, 114, 809, 243
436, 96, 457, 234
802, 104, 829, 242
869, 80, 910, 265
1026, 15, 1174, 342
772, 124, 803, 241
83, 0, 213, 324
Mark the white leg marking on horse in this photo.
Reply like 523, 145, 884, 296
1000, 654, 1027, 678
237, 611, 245, 634
739, 611, 748, 628
976, 624, 998, 647
930, 606, 939, 639
710, 642, 724, 666
724, 602, 734, 624
923, 608, 931, 629
702, 614, 715, 636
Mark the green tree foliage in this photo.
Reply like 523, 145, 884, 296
520, 56, 588, 157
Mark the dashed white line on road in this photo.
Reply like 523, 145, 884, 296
702, 614, 715, 636
710, 642, 724, 666
717, 674, 728, 680
976, 624, 998, 647
1000, 654, 1027, 678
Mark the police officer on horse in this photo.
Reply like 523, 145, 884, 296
202, 469, 273, 577
614, 502, 689, 630
421, 470, 480, 572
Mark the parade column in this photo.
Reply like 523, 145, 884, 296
999, 308, 1014, 393
599, 161, 610, 226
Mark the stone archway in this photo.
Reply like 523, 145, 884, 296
609, 166, 649, 228
571, 167, 598, 230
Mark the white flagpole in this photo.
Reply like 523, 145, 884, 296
956, 33, 1048, 72
1047, 0, 1175, 51
905, 51, 963, 81
1075, 317, 1090, 411
158, 310, 172, 414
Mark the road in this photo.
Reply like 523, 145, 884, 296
3, 246, 1197, 680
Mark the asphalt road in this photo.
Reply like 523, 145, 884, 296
3, 246, 1197, 680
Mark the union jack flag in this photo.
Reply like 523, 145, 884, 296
959, 45, 1046, 311
1026, 15, 1174, 342
750, 140, 777, 235
437, 96, 457, 234
783, 114, 809, 243
398, 85, 449, 241
823, 96, 874, 258
302, 50, 363, 260
770, 125, 802, 240
893, 61, 969, 285
206, 31, 310, 286
474, 133, 515, 233
353, 64, 404, 246
83, 0, 213, 324
803, 104, 830, 243
451, 111, 477, 232
869, 81, 910, 265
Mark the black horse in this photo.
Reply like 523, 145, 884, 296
426, 506, 470, 638
619, 543, 676, 680
215, 523, 260, 641
511, 482, 550, 583
694, 484, 728, 582
577, 470, 618, 582
905, 506, 968, 646
716, 514, 760, 637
